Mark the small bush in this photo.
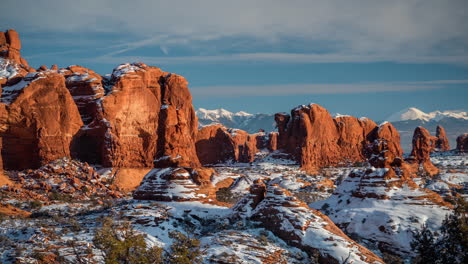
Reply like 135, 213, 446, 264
93, 217, 163, 264
167, 231, 202, 264
216, 188, 242, 204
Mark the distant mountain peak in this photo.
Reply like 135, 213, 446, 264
196, 108, 274, 133
386, 107, 468, 122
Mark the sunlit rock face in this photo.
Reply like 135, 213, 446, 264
275, 103, 380, 172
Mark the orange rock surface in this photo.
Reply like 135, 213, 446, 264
435, 125, 450, 151
456, 133, 468, 153
407, 126, 439, 176
1, 71, 83, 170
275, 104, 381, 172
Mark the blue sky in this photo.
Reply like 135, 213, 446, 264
2, 0, 468, 120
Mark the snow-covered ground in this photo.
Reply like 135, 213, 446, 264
0, 152, 466, 263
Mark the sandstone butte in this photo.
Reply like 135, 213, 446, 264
0, 29, 201, 193
435, 125, 450, 151
407, 126, 439, 176
274, 103, 381, 173
195, 124, 276, 165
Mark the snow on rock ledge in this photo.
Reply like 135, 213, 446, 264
312, 166, 452, 257
232, 181, 384, 264
133, 167, 217, 203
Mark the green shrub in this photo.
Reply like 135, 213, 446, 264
167, 231, 202, 264
93, 217, 163, 264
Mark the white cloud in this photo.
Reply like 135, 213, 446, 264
3, 0, 468, 64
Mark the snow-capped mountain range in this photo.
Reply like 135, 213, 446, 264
197, 107, 468, 152
196, 108, 276, 133
386, 107, 468, 123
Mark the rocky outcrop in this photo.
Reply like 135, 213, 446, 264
0, 29, 34, 82
0, 29, 27, 66
313, 123, 451, 257
275, 104, 379, 172
267, 132, 278, 151
366, 122, 403, 168
195, 124, 259, 165
155, 73, 200, 168
456, 133, 468, 153
435, 125, 450, 151
133, 167, 216, 202
335, 116, 378, 162
407, 126, 439, 176
1, 158, 123, 202
60, 65, 104, 125
0, 71, 83, 170
195, 124, 235, 165
66, 63, 200, 169
232, 181, 384, 264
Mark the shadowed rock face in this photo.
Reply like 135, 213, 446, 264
1, 71, 83, 170
407, 126, 439, 176
275, 104, 380, 172
457, 133, 468, 153
366, 122, 404, 168
232, 181, 384, 264
195, 124, 264, 165
435, 125, 450, 151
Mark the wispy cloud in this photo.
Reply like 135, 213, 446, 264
189, 80, 468, 97
3, 0, 468, 65
84, 52, 468, 65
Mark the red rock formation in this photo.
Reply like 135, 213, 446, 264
155, 73, 200, 168
195, 124, 235, 165
267, 132, 278, 151
195, 124, 258, 165
274, 112, 290, 150
2, 158, 124, 201
229, 129, 258, 163
366, 122, 403, 168
275, 104, 381, 172
456, 133, 468, 153
66, 63, 200, 169
0, 29, 34, 77
1, 71, 83, 170
335, 116, 378, 162
408, 126, 439, 176
133, 167, 216, 202
61, 65, 104, 124
233, 182, 384, 264
435, 125, 450, 151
